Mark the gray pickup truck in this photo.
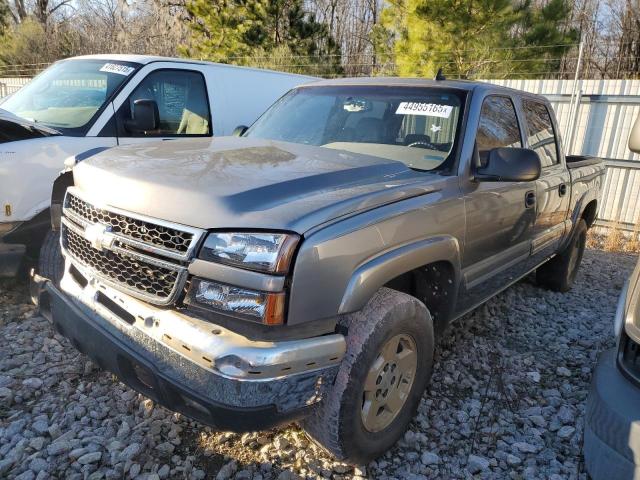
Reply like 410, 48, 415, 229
38, 78, 604, 463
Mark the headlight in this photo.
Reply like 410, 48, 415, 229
199, 232, 299, 274
188, 278, 285, 325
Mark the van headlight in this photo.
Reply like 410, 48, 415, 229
187, 278, 286, 325
199, 232, 299, 274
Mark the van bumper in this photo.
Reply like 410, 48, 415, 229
39, 280, 343, 432
584, 348, 640, 480
0, 240, 25, 277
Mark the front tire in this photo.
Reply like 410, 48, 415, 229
37, 229, 64, 286
536, 218, 588, 292
301, 288, 434, 464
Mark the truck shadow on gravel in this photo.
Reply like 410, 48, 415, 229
0, 249, 636, 480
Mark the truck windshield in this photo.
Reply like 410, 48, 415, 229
246, 85, 465, 171
0, 59, 140, 134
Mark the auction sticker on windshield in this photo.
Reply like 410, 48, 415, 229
99, 63, 135, 76
396, 102, 453, 118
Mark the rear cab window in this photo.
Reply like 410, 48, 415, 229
522, 99, 559, 167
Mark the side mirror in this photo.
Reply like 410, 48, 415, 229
630, 115, 640, 154
125, 99, 159, 133
475, 147, 541, 182
233, 125, 248, 137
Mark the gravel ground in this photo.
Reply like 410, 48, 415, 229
0, 249, 637, 480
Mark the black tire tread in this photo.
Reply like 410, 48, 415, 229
537, 218, 588, 292
37, 230, 64, 286
301, 287, 433, 462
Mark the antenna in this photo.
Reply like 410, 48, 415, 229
434, 68, 446, 81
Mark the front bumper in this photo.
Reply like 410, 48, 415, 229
38, 269, 345, 431
584, 348, 640, 480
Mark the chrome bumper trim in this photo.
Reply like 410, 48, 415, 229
60, 261, 346, 381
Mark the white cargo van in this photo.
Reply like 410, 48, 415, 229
0, 54, 316, 277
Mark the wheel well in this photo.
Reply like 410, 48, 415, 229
582, 200, 598, 228
384, 261, 456, 336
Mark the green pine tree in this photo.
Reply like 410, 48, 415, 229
181, 0, 341, 75
372, 0, 576, 79
0, 0, 11, 37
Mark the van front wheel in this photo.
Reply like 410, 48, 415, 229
301, 288, 434, 464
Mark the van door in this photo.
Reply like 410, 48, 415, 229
458, 95, 537, 312
520, 99, 570, 263
112, 67, 213, 146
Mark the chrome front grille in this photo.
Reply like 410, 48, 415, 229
66, 193, 193, 258
61, 190, 203, 305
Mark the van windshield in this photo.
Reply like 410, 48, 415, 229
245, 85, 465, 171
0, 59, 140, 134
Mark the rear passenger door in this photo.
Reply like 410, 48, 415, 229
521, 99, 570, 262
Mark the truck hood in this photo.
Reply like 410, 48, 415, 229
72, 137, 439, 233
0, 108, 61, 142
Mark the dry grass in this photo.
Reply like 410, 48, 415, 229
587, 222, 640, 253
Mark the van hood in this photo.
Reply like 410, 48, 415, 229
0, 108, 61, 142
72, 137, 439, 233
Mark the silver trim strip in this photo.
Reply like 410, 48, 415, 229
188, 259, 286, 292
60, 267, 346, 381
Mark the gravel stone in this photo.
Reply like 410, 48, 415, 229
0, 250, 633, 479
420, 452, 439, 465
467, 454, 490, 473
78, 452, 102, 464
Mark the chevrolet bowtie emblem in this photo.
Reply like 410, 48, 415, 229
83, 223, 114, 251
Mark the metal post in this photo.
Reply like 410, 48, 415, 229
564, 41, 584, 143
567, 88, 583, 154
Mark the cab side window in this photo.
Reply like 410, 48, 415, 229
476, 96, 522, 164
522, 100, 559, 167
118, 70, 211, 137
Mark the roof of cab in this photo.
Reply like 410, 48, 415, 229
301, 76, 536, 97
60, 54, 317, 80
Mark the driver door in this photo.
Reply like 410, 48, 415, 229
105, 67, 212, 146
457, 95, 537, 312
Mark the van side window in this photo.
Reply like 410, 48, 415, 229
522, 100, 559, 167
119, 70, 211, 137
476, 96, 522, 164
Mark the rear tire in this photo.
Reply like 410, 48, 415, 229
536, 218, 588, 292
37, 229, 64, 286
301, 287, 434, 464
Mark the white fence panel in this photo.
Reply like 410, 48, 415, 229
0, 77, 32, 98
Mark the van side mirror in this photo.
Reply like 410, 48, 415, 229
233, 125, 248, 137
475, 147, 541, 182
630, 115, 640, 154
125, 99, 159, 133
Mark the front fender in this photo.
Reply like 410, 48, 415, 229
338, 235, 461, 314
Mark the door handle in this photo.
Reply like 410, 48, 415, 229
558, 183, 568, 196
525, 190, 536, 208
